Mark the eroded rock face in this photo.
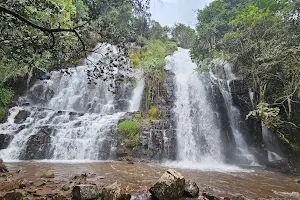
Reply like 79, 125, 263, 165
0, 134, 14, 150
149, 169, 185, 200
0, 164, 8, 173
184, 179, 199, 197
102, 182, 131, 200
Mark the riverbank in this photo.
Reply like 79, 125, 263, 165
1, 161, 300, 199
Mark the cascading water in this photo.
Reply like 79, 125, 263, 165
210, 61, 257, 165
166, 48, 225, 168
262, 124, 283, 161
0, 44, 141, 161
128, 69, 144, 112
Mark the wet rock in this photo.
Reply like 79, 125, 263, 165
201, 193, 221, 200
102, 182, 131, 200
149, 169, 185, 200
72, 184, 101, 200
23, 127, 52, 160
0, 163, 8, 173
266, 159, 291, 173
0, 134, 14, 150
224, 196, 246, 200
184, 179, 199, 197
41, 170, 55, 178
3, 192, 23, 200
14, 110, 30, 124
97, 176, 106, 180
34, 180, 46, 187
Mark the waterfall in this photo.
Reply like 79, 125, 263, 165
210, 61, 257, 165
0, 44, 140, 161
166, 48, 225, 167
262, 124, 283, 161
128, 70, 144, 112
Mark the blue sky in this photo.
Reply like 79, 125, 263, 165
150, 0, 213, 28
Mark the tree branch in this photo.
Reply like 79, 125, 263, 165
0, 5, 86, 53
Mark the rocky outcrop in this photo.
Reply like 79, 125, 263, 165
0, 134, 13, 150
149, 169, 185, 200
22, 126, 53, 160
266, 159, 291, 174
0, 164, 8, 173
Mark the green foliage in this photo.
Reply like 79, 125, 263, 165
135, 113, 142, 120
0, 87, 14, 119
247, 103, 281, 128
148, 106, 159, 120
161, 110, 167, 118
171, 23, 196, 49
139, 39, 177, 110
118, 120, 142, 146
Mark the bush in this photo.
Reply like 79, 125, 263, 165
135, 113, 142, 120
118, 120, 141, 142
148, 106, 159, 120
0, 87, 14, 119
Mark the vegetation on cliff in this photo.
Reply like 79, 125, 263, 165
191, 0, 300, 169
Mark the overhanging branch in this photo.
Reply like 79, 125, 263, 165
0, 5, 86, 53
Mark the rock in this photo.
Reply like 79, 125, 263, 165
184, 179, 199, 197
62, 182, 73, 191
0, 134, 14, 150
198, 196, 209, 200
102, 182, 131, 200
0, 163, 8, 173
266, 159, 291, 174
224, 196, 246, 200
0, 158, 3, 164
41, 170, 55, 178
3, 192, 23, 200
72, 184, 101, 200
34, 180, 46, 187
97, 176, 106, 180
201, 193, 221, 200
14, 110, 30, 124
149, 169, 185, 200
23, 127, 52, 160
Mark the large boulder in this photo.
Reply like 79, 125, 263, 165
0, 134, 14, 149
40, 170, 55, 178
72, 185, 101, 200
149, 169, 185, 200
184, 179, 199, 197
266, 159, 291, 173
102, 182, 131, 200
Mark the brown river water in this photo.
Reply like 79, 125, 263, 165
3, 161, 300, 199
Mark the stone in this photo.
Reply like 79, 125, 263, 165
224, 196, 246, 200
23, 127, 52, 160
0, 134, 14, 150
14, 110, 30, 124
149, 169, 185, 200
62, 182, 73, 191
184, 179, 199, 197
0, 163, 8, 173
198, 196, 209, 200
201, 193, 221, 200
72, 185, 101, 200
102, 182, 131, 200
97, 176, 106, 180
3, 192, 23, 200
41, 170, 55, 178
266, 159, 291, 174
0, 158, 3, 164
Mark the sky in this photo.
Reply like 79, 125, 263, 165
150, 0, 213, 28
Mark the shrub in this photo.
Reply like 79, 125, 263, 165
118, 120, 141, 143
0, 87, 14, 119
135, 113, 142, 120
148, 106, 159, 120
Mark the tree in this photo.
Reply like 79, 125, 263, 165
171, 23, 195, 49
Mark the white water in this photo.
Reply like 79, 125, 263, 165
211, 62, 258, 165
166, 48, 224, 166
0, 44, 141, 161
128, 69, 144, 112
262, 123, 283, 161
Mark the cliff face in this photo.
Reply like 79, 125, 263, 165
115, 70, 177, 161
